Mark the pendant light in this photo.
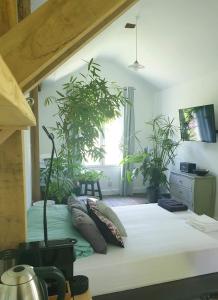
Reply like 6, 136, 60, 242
128, 16, 144, 71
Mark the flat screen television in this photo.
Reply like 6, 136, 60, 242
179, 104, 217, 143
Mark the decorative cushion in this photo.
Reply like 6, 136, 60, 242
86, 198, 98, 213
96, 202, 127, 237
89, 208, 124, 248
68, 195, 88, 214
71, 208, 107, 254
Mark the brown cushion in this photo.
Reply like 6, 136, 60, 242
68, 195, 88, 213
86, 198, 98, 213
71, 208, 107, 254
89, 208, 124, 248
96, 202, 127, 237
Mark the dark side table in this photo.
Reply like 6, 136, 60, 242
79, 180, 102, 200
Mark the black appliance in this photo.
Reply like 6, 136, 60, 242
16, 239, 76, 280
179, 104, 217, 143
180, 162, 196, 173
0, 249, 16, 277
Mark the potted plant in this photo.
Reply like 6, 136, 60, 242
75, 168, 104, 183
121, 115, 180, 202
43, 59, 127, 202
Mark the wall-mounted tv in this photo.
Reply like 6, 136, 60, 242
179, 104, 217, 143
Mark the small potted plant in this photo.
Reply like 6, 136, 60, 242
121, 115, 180, 202
75, 168, 104, 183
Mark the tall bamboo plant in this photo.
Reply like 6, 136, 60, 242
121, 115, 180, 201
44, 59, 127, 202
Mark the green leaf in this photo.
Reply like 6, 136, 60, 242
88, 58, 94, 71
44, 96, 55, 106
56, 90, 65, 98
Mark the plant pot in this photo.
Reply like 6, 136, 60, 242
146, 186, 160, 203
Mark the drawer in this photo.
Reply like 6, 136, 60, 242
170, 173, 193, 190
170, 185, 193, 209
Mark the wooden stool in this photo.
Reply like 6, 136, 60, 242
79, 180, 102, 200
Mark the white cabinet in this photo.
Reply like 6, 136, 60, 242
169, 171, 216, 217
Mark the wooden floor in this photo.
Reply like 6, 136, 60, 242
102, 194, 149, 207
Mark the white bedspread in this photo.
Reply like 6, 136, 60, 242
74, 204, 218, 296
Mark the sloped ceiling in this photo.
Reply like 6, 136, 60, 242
32, 0, 218, 90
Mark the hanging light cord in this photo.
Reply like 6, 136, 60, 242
135, 16, 138, 62
128, 15, 144, 69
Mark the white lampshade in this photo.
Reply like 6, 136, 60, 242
128, 60, 145, 71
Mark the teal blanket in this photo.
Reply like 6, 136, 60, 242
27, 205, 93, 258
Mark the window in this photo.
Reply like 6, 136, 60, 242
85, 116, 123, 166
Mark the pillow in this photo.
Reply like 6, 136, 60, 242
96, 202, 127, 237
71, 208, 107, 254
68, 195, 88, 214
89, 208, 124, 248
86, 198, 98, 213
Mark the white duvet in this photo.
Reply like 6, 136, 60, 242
74, 204, 218, 296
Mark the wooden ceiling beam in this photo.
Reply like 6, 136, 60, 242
0, 0, 137, 93
0, 0, 17, 36
0, 56, 36, 127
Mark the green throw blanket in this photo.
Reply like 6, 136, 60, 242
27, 204, 94, 258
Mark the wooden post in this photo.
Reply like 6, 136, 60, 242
18, 0, 41, 202
0, 132, 27, 249
0, 0, 27, 250
17, 0, 31, 22
0, 0, 17, 36
30, 88, 41, 202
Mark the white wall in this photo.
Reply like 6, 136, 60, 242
155, 70, 218, 217
38, 58, 158, 195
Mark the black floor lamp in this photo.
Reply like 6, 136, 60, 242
42, 125, 55, 246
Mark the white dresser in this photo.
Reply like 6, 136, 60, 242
169, 171, 216, 217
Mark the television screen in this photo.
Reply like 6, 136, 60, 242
179, 104, 217, 143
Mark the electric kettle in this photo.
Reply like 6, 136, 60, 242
0, 264, 66, 300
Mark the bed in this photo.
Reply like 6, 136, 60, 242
27, 204, 93, 258
28, 203, 218, 300
74, 204, 218, 300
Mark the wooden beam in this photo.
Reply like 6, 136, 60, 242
0, 129, 16, 145
0, 55, 36, 127
0, 0, 137, 92
17, 0, 31, 22
30, 88, 41, 202
0, 0, 17, 35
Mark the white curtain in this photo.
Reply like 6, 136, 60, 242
120, 87, 135, 196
